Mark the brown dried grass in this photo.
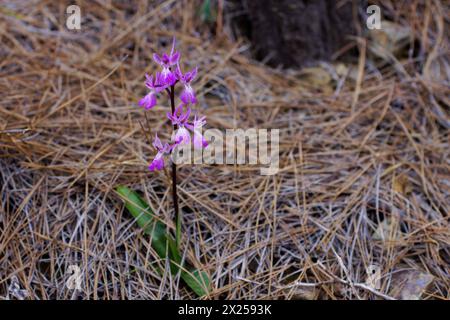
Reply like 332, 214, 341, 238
0, 0, 449, 299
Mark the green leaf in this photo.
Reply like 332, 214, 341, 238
116, 185, 211, 297
181, 269, 211, 297
199, 0, 216, 23
168, 235, 182, 264
116, 185, 168, 258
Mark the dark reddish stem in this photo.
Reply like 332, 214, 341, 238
169, 85, 181, 247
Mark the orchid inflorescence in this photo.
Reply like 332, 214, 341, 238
139, 37, 208, 171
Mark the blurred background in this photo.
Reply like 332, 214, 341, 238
0, 0, 449, 300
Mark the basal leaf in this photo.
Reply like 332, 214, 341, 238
181, 269, 211, 297
116, 185, 211, 297
116, 185, 168, 258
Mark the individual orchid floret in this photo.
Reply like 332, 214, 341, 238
139, 72, 164, 110
144, 72, 165, 91
139, 92, 157, 110
176, 64, 198, 104
186, 115, 208, 149
148, 133, 171, 171
153, 37, 180, 86
174, 126, 191, 145
167, 104, 191, 145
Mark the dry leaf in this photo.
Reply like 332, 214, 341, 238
392, 174, 412, 195
389, 270, 434, 300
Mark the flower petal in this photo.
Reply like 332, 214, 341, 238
193, 130, 208, 149
153, 53, 162, 65
138, 92, 156, 109
161, 67, 176, 86
174, 126, 191, 145
185, 67, 198, 83
180, 85, 197, 104
180, 105, 191, 122
169, 51, 180, 65
170, 36, 176, 55
149, 152, 165, 171
152, 133, 163, 150
192, 115, 206, 129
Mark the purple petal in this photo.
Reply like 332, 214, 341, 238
194, 115, 206, 129
154, 72, 167, 91
153, 53, 162, 65
175, 127, 191, 145
193, 131, 208, 149
180, 85, 197, 104
169, 51, 180, 65
167, 111, 175, 123
180, 106, 191, 123
170, 36, 176, 55
161, 67, 176, 86
145, 73, 153, 83
162, 143, 171, 153
149, 153, 165, 171
161, 53, 170, 65
185, 67, 198, 83
191, 67, 198, 79
185, 122, 194, 131
174, 64, 182, 80
175, 103, 184, 116
153, 133, 163, 150
139, 92, 156, 109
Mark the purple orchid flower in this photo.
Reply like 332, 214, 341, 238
176, 64, 198, 104
148, 133, 172, 171
153, 37, 180, 86
167, 104, 191, 145
139, 72, 164, 109
186, 115, 208, 149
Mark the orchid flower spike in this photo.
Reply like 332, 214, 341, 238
176, 64, 198, 104
139, 37, 208, 171
152, 37, 180, 86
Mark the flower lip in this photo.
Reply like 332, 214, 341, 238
149, 152, 165, 171
193, 130, 208, 148
160, 67, 177, 86
174, 126, 191, 145
139, 92, 157, 109
180, 85, 197, 104
185, 115, 208, 149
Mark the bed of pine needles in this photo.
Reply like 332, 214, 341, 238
0, 0, 449, 299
